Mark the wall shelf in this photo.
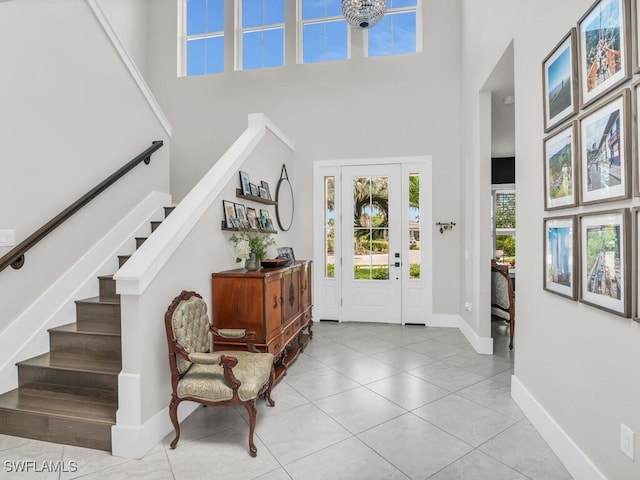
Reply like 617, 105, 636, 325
221, 221, 277, 234
236, 188, 277, 206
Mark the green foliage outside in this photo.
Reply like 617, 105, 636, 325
410, 264, 420, 279
325, 263, 421, 280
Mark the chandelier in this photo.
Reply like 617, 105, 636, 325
342, 0, 387, 29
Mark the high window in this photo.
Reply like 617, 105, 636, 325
240, 0, 285, 70
492, 188, 516, 264
367, 0, 419, 57
184, 0, 224, 76
300, 0, 348, 63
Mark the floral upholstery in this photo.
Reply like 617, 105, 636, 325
171, 296, 211, 374
178, 351, 274, 402
218, 329, 247, 339
491, 270, 512, 320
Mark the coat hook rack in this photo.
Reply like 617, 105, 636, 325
435, 221, 456, 234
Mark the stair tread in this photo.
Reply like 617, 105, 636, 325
75, 296, 119, 306
18, 353, 121, 374
97, 274, 114, 280
49, 323, 121, 337
0, 388, 116, 424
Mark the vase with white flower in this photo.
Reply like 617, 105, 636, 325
230, 230, 275, 271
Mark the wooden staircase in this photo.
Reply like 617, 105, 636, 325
0, 207, 173, 451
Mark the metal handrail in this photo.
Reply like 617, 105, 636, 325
0, 140, 164, 273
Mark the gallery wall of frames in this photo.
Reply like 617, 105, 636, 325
542, 0, 640, 319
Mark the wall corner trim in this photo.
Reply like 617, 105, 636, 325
511, 375, 607, 480
458, 315, 493, 354
86, 0, 173, 137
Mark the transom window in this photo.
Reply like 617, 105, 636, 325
240, 0, 285, 70
368, 0, 419, 57
184, 0, 224, 76
300, 0, 348, 64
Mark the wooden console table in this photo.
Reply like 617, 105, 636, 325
211, 260, 312, 382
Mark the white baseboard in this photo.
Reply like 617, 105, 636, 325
112, 396, 198, 459
0, 191, 171, 394
511, 375, 607, 480
457, 315, 493, 354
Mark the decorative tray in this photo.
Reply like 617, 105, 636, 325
260, 258, 292, 268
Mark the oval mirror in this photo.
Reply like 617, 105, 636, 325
275, 165, 294, 231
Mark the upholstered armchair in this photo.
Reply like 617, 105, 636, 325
491, 267, 515, 350
164, 290, 275, 457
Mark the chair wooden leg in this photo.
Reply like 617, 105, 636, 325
265, 366, 276, 407
509, 316, 514, 350
169, 395, 181, 449
244, 399, 258, 457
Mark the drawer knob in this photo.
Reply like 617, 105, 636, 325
273, 296, 278, 308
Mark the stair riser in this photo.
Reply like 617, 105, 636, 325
151, 221, 162, 232
0, 409, 111, 451
118, 256, 129, 268
50, 332, 121, 360
18, 367, 118, 400
99, 277, 119, 302
76, 302, 120, 326
135, 238, 146, 249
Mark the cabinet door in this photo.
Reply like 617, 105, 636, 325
265, 276, 282, 336
282, 268, 300, 322
301, 262, 312, 310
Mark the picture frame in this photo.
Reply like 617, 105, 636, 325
632, 80, 640, 195
543, 216, 578, 299
223, 200, 237, 229
235, 203, 249, 229
246, 207, 258, 229
578, 0, 631, 108
632, 0, 640, 72
633, 207, 640, 320
542, 29, 579, 132
249, 183, 259, 197
260, 180, 272, 200
259, 186, 269, 200
543, 121, 579, 210
239, 171, 251, 196
579, 208, 630, 317
579, 89, 630, 204
277, 247, 295, 261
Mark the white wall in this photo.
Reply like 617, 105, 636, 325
98, 0, 149, 76
145, 0, 464, 318
461, 1, 640, 478
0, 0, 170, 333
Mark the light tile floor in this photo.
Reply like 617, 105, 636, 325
0, 320, 573, 480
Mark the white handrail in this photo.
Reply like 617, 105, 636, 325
114, 113, 294, 295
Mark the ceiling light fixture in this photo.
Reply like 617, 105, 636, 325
342, 0, 387, 29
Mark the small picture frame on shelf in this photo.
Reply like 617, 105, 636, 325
261, 180, 272, 200
246, 207, 258, 229
543, 215, 577, 299
579, 208, 630, 317
249, 183, 259, 197
277, 247, 295, 261
230, 217, 242, 229
235, 203, 249, 228
223, 200, 237, 229
239, 171, 251, 196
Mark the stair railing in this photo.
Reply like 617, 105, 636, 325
0, 140, 164, 273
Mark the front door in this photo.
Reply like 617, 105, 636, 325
341, 164, 402, 323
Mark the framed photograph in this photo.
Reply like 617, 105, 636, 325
235, 203, 249, 228
277, 247, 296, 261
544, 121, 579, 210
579, 208, 630, 316
259, 186, 269, 200
633, 81, 640, 195
542, 29, 579, 132
579, 89, 630, 204
543, 216, 578, 299
632, 0, 640, 72
246, 207, 258, 229
239, 171, 251, 195
260, 180, 272, 200
260, 209, 270, 220
578, 0, 631, 107
222, 200, 237, 229
249, 183, 259, 197
633, 208, 640, 320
